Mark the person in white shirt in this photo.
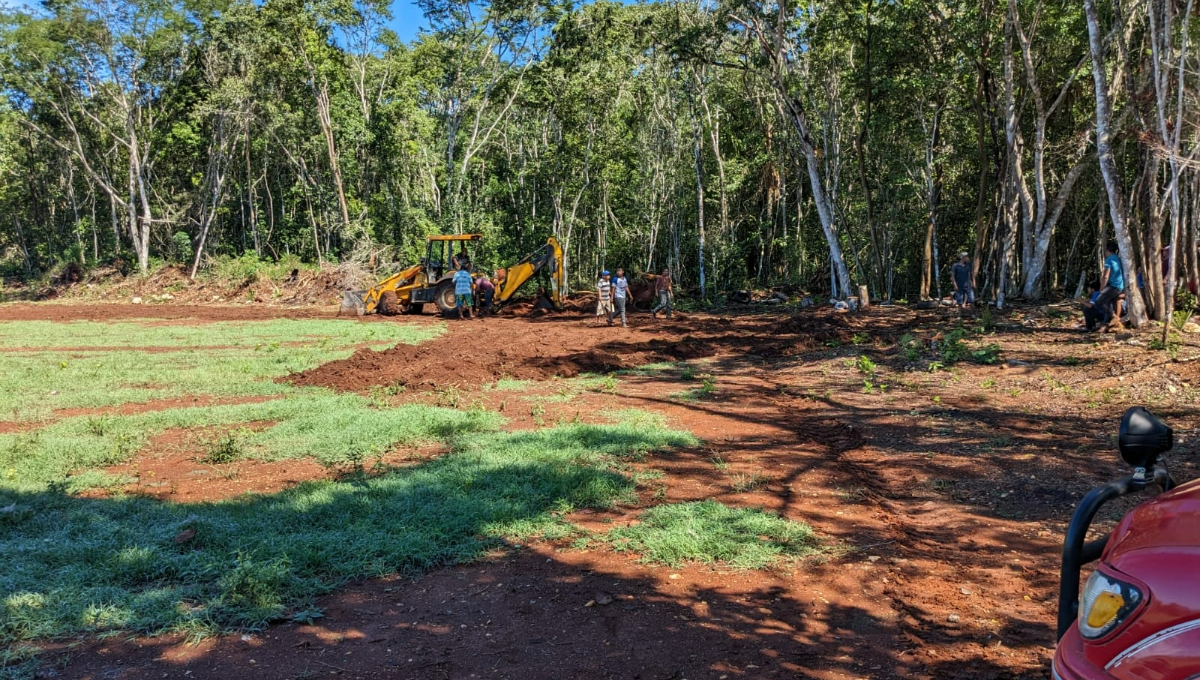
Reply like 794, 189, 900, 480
612, 268, 629, 327
596, 271, 614, 326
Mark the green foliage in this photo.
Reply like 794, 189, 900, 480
939, 328, 972, 364
937, 326, 1001, 365
202, 430, 248, 464
1176, 289, 1198, 317
171, 232, 193, 264
1149, 336, 1181, 357
853, 355, 877, 377
898, 333, 923, 362
606, 500, 820, 569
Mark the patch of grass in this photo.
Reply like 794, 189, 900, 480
679, 366, 697, 381
708, 454, 729, 471
601, 410, 669, 430
606, 499, 820, 569
1, 396, 501, 488
0, 412, 693, 643
202, 430, 248, 464
0, 319, 439, 421
0, 644, 40, 680
729, 472, 771, 493
485, 378, 534, 392
615, 362, 677, 377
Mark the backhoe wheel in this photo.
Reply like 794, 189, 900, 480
378, 291, 399, 316
435, 281, 458, 316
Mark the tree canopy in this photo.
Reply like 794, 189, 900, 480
2, 0, 1198, 324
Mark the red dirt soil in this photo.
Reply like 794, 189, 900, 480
10, 301, 1200, 680
288, 306, 891, 393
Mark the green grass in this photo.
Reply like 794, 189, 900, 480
2, 393, 502, 489
0, 317, 706, 652
616, 362, 679, 376
0, 414, 695, 643
0, 319, 439, 421
485, 378, 535, 391
606, 500, 820, 569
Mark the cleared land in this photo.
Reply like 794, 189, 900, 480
2, 301, 1199, 680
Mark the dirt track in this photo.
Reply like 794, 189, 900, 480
9, 301, 1200, 680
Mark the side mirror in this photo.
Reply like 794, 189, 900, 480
1119, 407, 1173, 469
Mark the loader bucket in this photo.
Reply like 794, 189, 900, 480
340, 290, 367, 316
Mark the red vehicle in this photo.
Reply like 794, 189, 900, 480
1054, 407, 1200, 680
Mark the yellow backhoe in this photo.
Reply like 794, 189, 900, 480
341, 235, 565, 316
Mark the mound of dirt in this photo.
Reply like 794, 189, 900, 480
9, 263, 352, 307
287, 306, 923, 394
288, 317, 717, 392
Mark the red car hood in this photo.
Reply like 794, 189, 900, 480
1106, 477, 1200, 558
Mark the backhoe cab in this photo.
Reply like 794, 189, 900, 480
342, 235, 565, 317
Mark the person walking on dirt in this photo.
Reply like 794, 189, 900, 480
651, 268, 673, 319
475, 273, 495, 316
597, 271, 615, 326
952, 252, 975, 310
1097, 240, 1126, 332
453, 263, 474, 320
612, 268, 629, 327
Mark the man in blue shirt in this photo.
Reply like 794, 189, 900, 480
452, 263, 474, 320
1096, 240, 1125, 331
1079, 281, 1110, 332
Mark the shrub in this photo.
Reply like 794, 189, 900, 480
172, 232, 194, 265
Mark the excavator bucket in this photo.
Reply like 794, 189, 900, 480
340, 290, 367, 316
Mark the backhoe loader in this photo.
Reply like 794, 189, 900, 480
341, 235, 565, 316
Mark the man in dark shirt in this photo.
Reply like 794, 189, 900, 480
651, 269, 673, 319
452, 249, 471, 272
951, 252, 974, 310
475, 273, 496, 315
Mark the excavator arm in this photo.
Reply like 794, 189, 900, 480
494, 237, 565, 309
341, 262, 423, 315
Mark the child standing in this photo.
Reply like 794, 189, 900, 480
596, 271, 614, 326
453, 263, 474, 320
612, 268, 629, 327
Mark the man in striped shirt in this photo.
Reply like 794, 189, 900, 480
596, 270, 614, 326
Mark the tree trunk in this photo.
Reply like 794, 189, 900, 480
1084, 0, 1148, 326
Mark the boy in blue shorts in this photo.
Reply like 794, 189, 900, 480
453, 263, 474, 320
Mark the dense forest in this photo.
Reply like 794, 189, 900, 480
1, 0, 1198, 325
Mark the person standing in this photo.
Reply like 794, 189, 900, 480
474, 272, 495, 316
951, 252, 975, 310
596, 270, 615, 326
1096, 240, 1126, 331
612, 268, 630, 327
651, 268, 673, 319
452, 262, 474, 320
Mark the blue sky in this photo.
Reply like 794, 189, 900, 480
6, 0, 431, 43
380, 0, 428, 42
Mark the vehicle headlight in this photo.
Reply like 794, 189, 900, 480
1078, 570, 1143, 639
